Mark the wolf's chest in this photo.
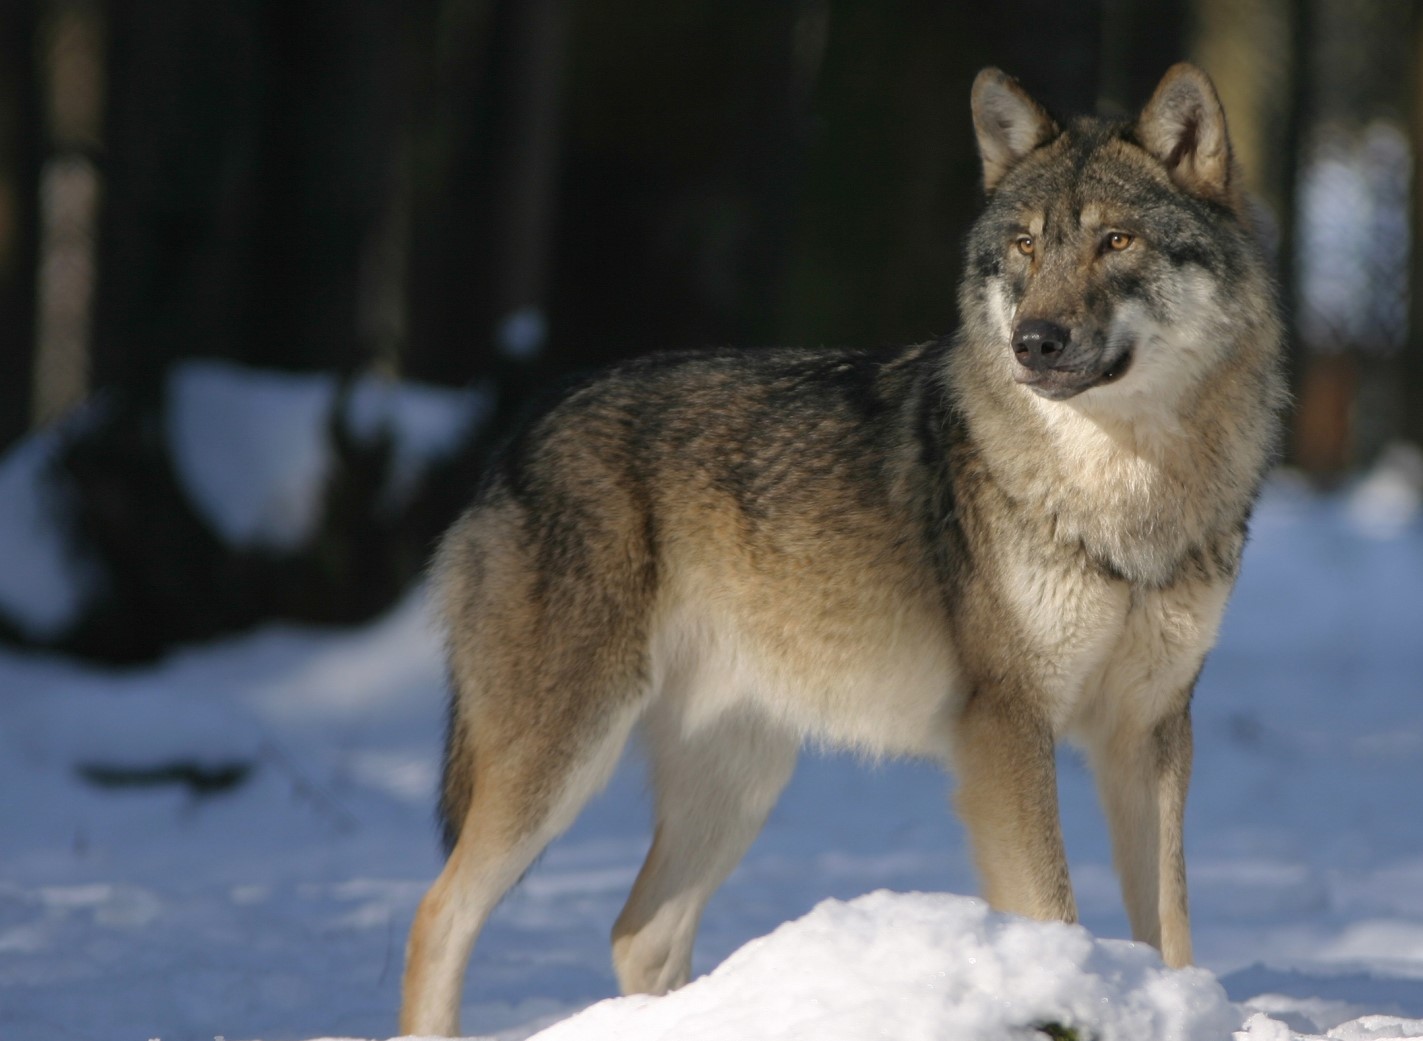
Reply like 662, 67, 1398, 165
993, 539, 1233, 734
1012, 408, 1243, 589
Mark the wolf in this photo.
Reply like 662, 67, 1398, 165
400, 63, 1285, 1036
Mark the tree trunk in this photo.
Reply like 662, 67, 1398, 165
0, 0, 42, 447
400, 0, 498, 386
1098, 0, 1188, 116
243, 0, 404, 373
93, 0, 400, 390
1405, 0, 1423, 448
93, 0, 263, 390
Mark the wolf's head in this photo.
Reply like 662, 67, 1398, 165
961, 64, 1273, 411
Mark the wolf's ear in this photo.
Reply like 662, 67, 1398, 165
971, 68, 1059, 192
1137, 63, 1232, 202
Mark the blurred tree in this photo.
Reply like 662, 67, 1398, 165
93, 1, 261, 389
1289, 0, 1412, 475
93, 0, 405, 391
1099, 0, 1189, 115
244, 1, 406, 372
784, 0, 1109, 349
32, 0, 103, 426
401, 0, 572, 390
550, 0, 810, 361
1407, 0, 1423, 449
16, 1, 1316, 661
487, 0, 568, 361
0, 0, 41, 449
84, 0, 1178, 401
400, 0, 492, 387
1192, 0, 1308, 447
538, 0, 1119, 365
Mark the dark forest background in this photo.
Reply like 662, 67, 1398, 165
2, 0, 1420, 660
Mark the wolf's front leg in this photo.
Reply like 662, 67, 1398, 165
951, 690, 1077, 924
1084, 699, 1194, 967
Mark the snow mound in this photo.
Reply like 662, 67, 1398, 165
168, 359, 486, 550
1347, 441, 1423, 539
1237, 1012, 1423, 1039
523, 891, 1237, 1041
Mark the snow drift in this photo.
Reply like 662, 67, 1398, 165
523, 890, 1237, 1041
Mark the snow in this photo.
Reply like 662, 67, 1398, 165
1, 370, 1423, 1040
0, 362, 486, 641
527, 892, 1239, 1041
1348, 442, 1423, 540
167, 360, 337, 550
0, 420, 101, 639
167, 359, 485, 550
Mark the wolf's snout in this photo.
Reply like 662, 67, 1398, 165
1011, 319, 1071, 370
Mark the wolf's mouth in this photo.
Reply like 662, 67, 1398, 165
1016, 345, 1134, 400
1095, 347, 1134, 385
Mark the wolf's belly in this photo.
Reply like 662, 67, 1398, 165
647, 580, 963, 760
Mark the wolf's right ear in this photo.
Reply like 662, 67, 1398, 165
971, 68, 1060, 192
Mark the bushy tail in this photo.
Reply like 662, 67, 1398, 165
436, 684, 474, 855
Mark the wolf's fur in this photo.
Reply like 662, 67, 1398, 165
401, 64, 1286, 1036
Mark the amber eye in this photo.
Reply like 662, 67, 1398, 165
1015, 235, 1035, 257
1104, 231, 1134, 252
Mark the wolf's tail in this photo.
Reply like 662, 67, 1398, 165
436, 682, 473, 856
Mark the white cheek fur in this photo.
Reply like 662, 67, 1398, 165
1088, 267, 1229, 413
987, 281, 1016, 344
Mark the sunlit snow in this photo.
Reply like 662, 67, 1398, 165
1, 369, 1421, 1040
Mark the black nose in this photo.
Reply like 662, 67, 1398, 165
1012, 318, 1071, 370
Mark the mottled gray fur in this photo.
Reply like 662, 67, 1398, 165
401, 64, 1286, 1037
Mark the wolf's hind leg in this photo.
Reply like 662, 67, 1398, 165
612, 704, 798, 995
401, 706, 641, 1037
401, 790, 539, 1038
1085, 701, 1194, 967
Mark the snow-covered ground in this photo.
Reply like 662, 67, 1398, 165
2, 419, 1423, 1039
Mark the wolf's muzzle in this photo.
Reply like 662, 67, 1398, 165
1010, 317, 1133, 400
1012, 318, 1072, 371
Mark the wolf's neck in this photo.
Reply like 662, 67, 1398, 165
956, 354, 1274, 588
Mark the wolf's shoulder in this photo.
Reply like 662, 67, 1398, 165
483, 340, 951, 499
538, 339, 947, 424
602, 339, 945, 388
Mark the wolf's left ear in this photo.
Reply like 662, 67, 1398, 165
1137, 63, 1232, 202
972, 68, 1060, 192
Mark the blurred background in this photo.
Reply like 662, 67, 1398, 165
1, 0, 1421, 662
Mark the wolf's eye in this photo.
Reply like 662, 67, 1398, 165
1015, 235, 1035, 256
1104, 232, 1134, 252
